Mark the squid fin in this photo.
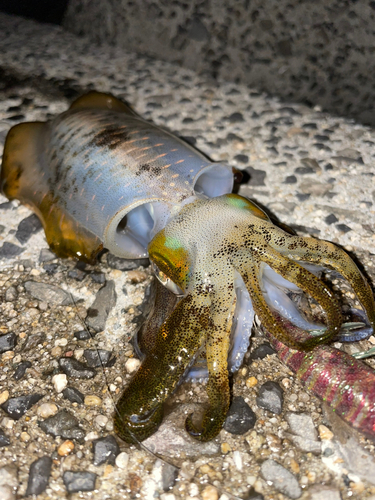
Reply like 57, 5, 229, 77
1, 121, 103, 263
69, 91, 137, 116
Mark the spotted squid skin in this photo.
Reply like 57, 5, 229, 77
0, 91, 232, 261
266, 331, 375, 440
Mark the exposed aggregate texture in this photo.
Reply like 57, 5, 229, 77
0, 12, 375, 500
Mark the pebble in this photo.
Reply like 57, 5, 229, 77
0, 242, 24, 258
249, 343, 276, 360
0, 333, 17, 354
24, 281, 72, 306
52, 374, 68, 393
91, 272, 106, 284
38, 410, 85, 441
94, 415, 108, 428
15, 214, 42, 244
201, 484, 219, 500
162, 463, 178, 491
20, 432, 30, 442
74, 329, 92, 340
39, 248, 56, 262
58, 440, 75, 456
84, 395, 102, 406
22, 332, 45, 351
245, 166, 266, 186
246, 376, 258, 388
223, 396, 256, 434
5, 287, 17, 302
221, 442, 231, 454
62, 386, 85, 404
308, 485, 342, 500
260, 459, 302, 499
92, 435, 120, 465
59, 357, 96, 379
12, 360, 31, 380
1, 393, 43, 420
0, 465, 18, 499
256, 381, 284, 414
0, 390, 9, 405
0, 429, 10, 447
67, 266, 87, 281
37, 403, 58, 418
83, 349, 116, 367
106, 253, 149, 270
286, 412, 321, 453
86, 281, 116, 332
115, 451, 129, 469
318, 424, 334, 440
25, 456, 51, 496
125, 357, 141, 373
63, 471, 97, 493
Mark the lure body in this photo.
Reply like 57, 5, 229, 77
265, 327, 375, 440
1, 92, 375, 443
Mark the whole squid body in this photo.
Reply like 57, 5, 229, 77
1, 91, 375, 443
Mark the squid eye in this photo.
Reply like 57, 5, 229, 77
151, 262, 184, 296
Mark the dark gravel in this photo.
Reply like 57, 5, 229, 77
12, 360, 32, 380
1, 393, 44, 420
39, 410, 85, 441
224, 396, 257, 434
63, 471, 97, 493
0, 332, 17, 353
15, 213, 42, 244
0, 429, 11, 447
83, 349, 116, 368
256, 381, 284, 414
59, 357, 97, 379
86, 280, 116, 333
25, 456, 52, 496
92, 435, 120, 465
62, 386, 85, 404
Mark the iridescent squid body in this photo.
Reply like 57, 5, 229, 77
1, 92, 375, 442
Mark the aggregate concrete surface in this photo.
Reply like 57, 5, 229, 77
1, 12, 375, 500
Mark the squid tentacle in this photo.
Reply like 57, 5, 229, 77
271, 234, 375, 336
233, 245, 342, 349
114, 291, 208, 443
185, 304, 233, 441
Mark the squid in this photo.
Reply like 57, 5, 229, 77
1, 91, 374, 443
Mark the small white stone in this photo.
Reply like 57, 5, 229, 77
74, 349, 84, 360
52, 374, 68, 393
55, 338, 68, 347
115, 451, 129, 469
12, 355, 21, 364
233, 450, 242, 471
1, 418, 14, 430
85, 431, 99, 441
125, 358, 141, 374
37, 403, 58, 418
94, 415, 108, 428
30, 269, 40, 276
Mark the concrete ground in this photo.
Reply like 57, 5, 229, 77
0, 12, 375, 500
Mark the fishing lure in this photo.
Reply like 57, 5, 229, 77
1, 91, 374, 443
